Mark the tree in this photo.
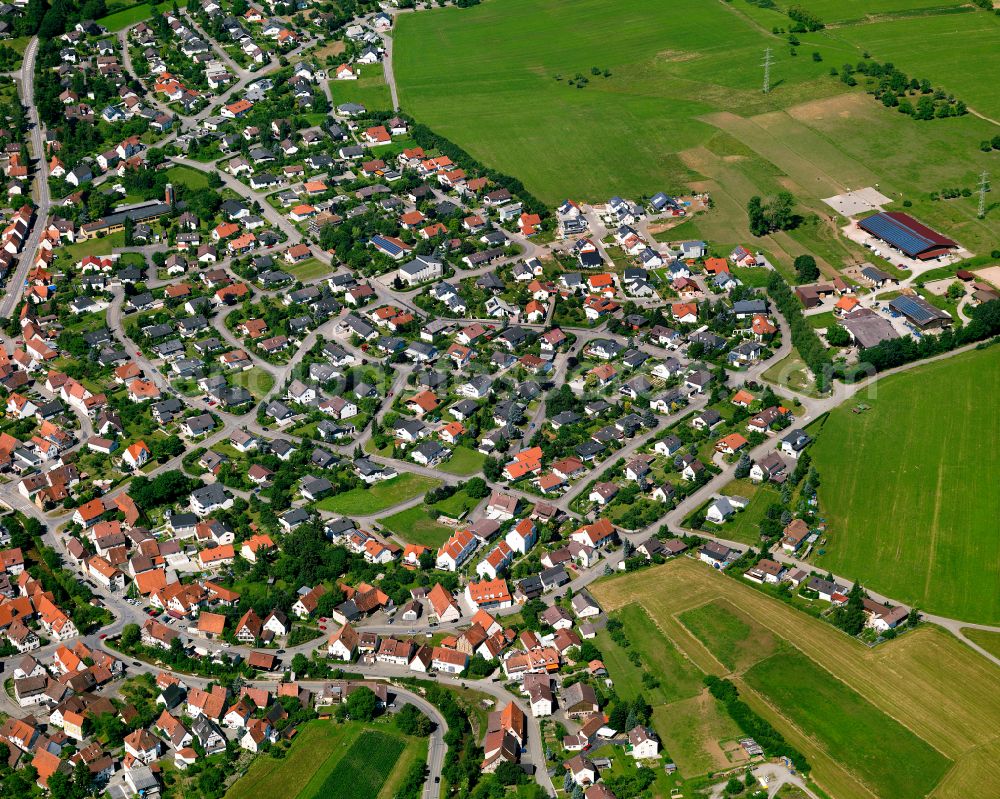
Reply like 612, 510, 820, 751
794, 254, 819, 283
120, 622, 141, 648
346, 686, 379, 721
735, 452, 751, 479
747, 196, 767, 236
291, 653, 308, 675
826, 324, 852, 347
464, 476, 489, 498
768, 191, 795, 231
915, 95, 936, 120
483, 457, 502, 481
833, 581, 867, 635
946, 281, 965, 301
395, 703, 432, 736
495, 761, 524, 785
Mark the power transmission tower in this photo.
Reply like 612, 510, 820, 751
978, 171, 990, 219
762, 48, 774, 94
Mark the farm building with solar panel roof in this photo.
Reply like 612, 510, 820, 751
857, 212, 958, 261
889, 295, 953, 331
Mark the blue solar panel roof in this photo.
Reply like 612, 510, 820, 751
889, 295, 948, 325
859, 214, 934, 257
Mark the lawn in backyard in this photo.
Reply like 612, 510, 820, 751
811, 346, 1000, 624
744, 650, 952, 799
288, 258, 331, 282
696, 479, 781, 546
378, 506, 453, 548
430, 487, 480, 519
761, 349, 822, 398
57, 231, 127, 261
230, 367, 275, 399
164, 164, 210, 190
315, 472, 440, 515
438, 445, 486, 476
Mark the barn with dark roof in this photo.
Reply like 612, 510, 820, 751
857, 212, 957, 260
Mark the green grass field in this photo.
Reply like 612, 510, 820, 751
812, 347, 1000, 624
299, 730, 405, 799
288, 258, 331, 282
57, 231, 128, 262
225, 721, 421, 799
678, 599, 783, 673
395, 0, 843, 204
595, 604, 703, 705
650, 694, 744, 777
316, 472, 441, 515
164, 164, 210, 190
230, 367, 275, 399
591, 559, 1000, 799
330, 72, 393, 112
97, 0, 184, 32
225, 721, 356, 799
438, 445, 486, 476
830, 11, 1000, 121
745, 651, 952, 799
963, 628, 1000, 660
396, 0, 1000, 260
378, 506, 453, 548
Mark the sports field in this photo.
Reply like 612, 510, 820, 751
590, 558, 1000, 799
225, 721, 423, 799
811, 347, 1000, 624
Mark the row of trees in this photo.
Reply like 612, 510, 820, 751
838, 60, 969, 120
767, 272, 832, 391
705, 676, 810, 772
365, 110, 547, 218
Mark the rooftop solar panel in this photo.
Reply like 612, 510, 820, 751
889, 295, 948, 325
859, 215, 931, 257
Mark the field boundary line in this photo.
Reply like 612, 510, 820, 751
618, 563, 961, 757
733, 672, 882, 799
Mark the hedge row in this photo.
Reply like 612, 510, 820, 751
361, 110, 547, 216
767, 272, 832, 392
704, 675, 811, 773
